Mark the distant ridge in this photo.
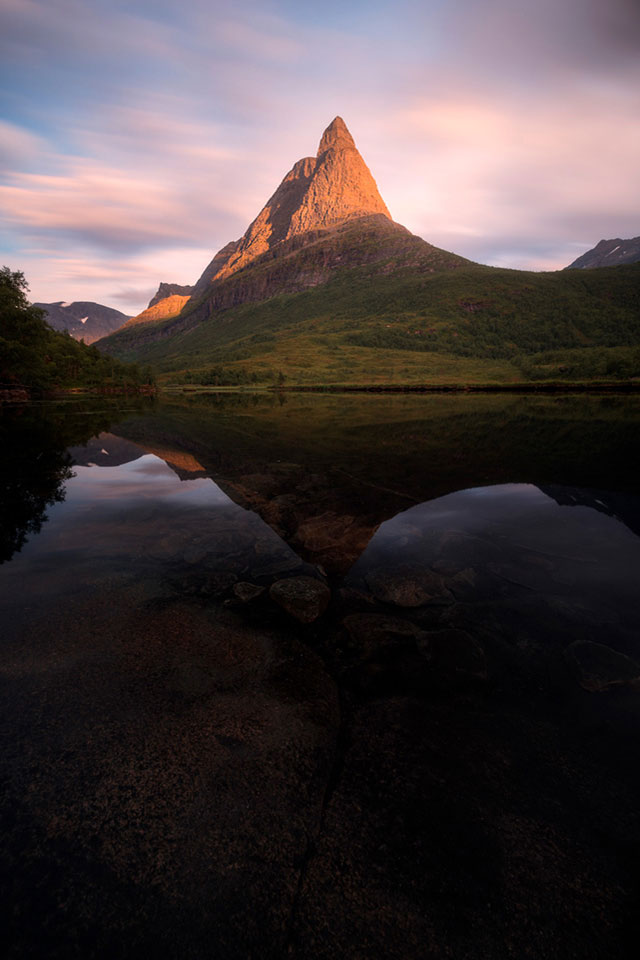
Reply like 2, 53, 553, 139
34, 300, 130, 343
566, 237, 640, 269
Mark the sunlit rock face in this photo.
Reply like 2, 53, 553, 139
147, 283, 194, 308
125, 284, 193, 326
190, 117, 392, 297
124, 281, 195, 327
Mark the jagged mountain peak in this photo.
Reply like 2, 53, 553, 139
190, 116, 391, 298
317, 116, 355, 154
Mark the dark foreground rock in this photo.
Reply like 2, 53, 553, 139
0, 586, 339, 959
3, 498, 640, 960
288, 684, 637, 960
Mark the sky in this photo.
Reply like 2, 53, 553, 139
1, 0, 639, 314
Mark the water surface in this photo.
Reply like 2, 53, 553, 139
2, 393, 640, 959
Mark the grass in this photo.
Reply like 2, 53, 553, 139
100, 259, 640, 387
161, 339, 521, 386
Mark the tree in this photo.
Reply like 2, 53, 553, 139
1, 266, 154, 393
0, 267, 50, 385
0, 267, 48, 343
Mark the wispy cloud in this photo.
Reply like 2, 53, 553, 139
0, 119, 48, 169
1, 0, 638, 312
17, 246, 215, 312
379, 84, 640, 267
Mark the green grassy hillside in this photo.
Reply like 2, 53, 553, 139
100, 259, 640, 387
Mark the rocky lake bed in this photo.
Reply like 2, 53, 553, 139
1, 392, 640, 958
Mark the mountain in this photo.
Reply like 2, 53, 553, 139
97, 118, 640, 386
124, 282, 194, 327
566, 237, 640, 269
35, 300, 130, 343
98, 118, 468, 360
189, 115, 395, 298
167, 115, 468, 317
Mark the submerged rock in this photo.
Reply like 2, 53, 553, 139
170, 661, 216, 699
565, 640, 640, 692
250, 554, 303, 579
232, 582, 266, 603
342, 613, 429, 653
182, 545, 207, 565
270, 576, 331, 623
429, 628, 487, 679
446, 566, 478, 601
339, 614, 433, 695
365, 565, 453, 607
201, 571, 238, 596
167, 571, 237, 598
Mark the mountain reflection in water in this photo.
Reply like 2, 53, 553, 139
1, 392, 640, 960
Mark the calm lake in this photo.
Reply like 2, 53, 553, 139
2, 392, 640, 959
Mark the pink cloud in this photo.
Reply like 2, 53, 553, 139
0, 119, 48, 168
1, 164, 186, 247
372, 85, 640, 267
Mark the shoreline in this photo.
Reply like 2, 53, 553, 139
162, 379, 640, 395
0, 384, 156, 404
4, 381, 639, 404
